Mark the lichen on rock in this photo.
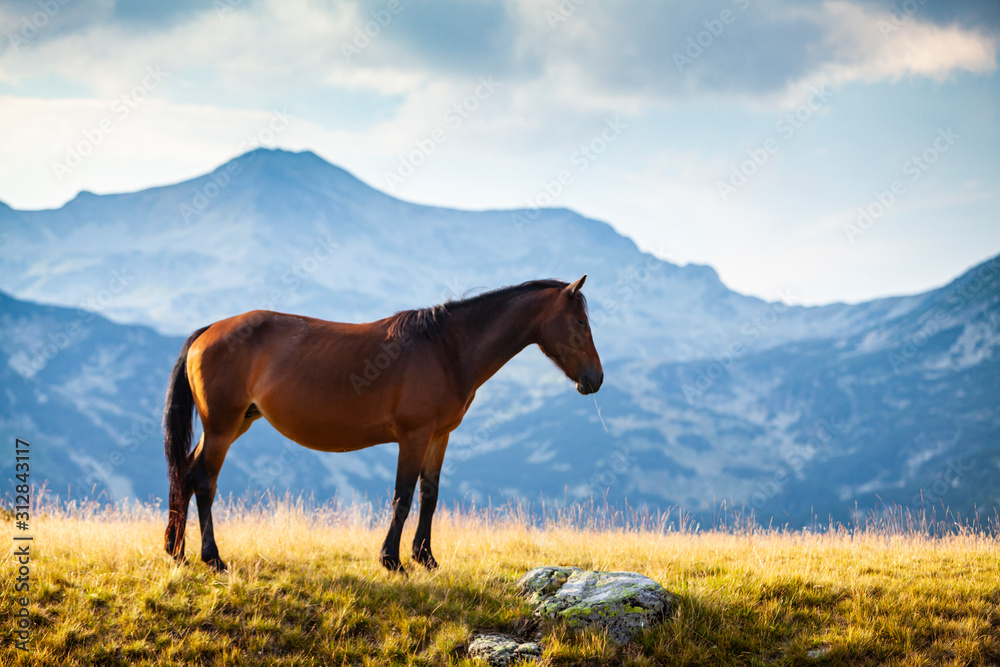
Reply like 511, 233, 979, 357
468, 633, 542, 666
516, 565, 582, 605
516, 566, 673, 644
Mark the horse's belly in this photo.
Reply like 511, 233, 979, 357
256, 402, 394, 453
282, 417, 391, 453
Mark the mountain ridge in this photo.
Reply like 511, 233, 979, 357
0, 148, 933, 361
1, 149, 996, 525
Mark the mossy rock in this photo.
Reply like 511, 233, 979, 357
468, 633, 542, 666
516, 566, 673, 644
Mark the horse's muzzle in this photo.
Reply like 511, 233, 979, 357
576, 367, 603, 395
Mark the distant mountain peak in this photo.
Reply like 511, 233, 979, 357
68, 190, 99, 202
1, 153, 997, 525
202, 146, 382, 202
220, 146, 356, 177
229, 146, 321, 164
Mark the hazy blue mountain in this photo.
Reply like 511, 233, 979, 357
1, 149, 996, 525
0, 149, 924, 359
0, 290, 179, 502
431, 256, 1000, 525
0, 290, 400, 506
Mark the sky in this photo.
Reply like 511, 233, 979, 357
0, 0, 998, 306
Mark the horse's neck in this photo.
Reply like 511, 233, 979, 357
452, 291, 549, 392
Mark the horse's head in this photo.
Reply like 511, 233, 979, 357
536, 275, 604, 395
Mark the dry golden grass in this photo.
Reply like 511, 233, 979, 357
1, 496, 998, 665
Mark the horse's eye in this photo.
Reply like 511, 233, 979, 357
577, 319, 588, 329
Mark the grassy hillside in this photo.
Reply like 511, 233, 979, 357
1, 497, 998, 666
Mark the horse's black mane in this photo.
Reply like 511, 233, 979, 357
386, 279, 578, 341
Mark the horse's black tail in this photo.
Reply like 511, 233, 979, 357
163, 325, 210, 559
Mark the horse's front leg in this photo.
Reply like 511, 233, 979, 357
412, 434, 449, 569
379, 429, 432, 572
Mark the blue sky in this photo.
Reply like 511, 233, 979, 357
1, 0, 997, 305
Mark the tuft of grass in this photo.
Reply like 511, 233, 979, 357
1, 495, 997, 666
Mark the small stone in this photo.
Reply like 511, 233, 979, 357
807, 646, 832, 659
468, 633, 541, 666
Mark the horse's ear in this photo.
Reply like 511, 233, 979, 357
565, 274, 587, 297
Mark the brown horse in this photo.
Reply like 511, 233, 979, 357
163, 276, 602, 572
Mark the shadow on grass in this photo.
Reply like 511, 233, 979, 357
144, 564, 535, 665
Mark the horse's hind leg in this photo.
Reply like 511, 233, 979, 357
187, 411, 253, 572
165, 437, 198, 563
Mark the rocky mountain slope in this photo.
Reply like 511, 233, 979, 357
1, 149, 996, 524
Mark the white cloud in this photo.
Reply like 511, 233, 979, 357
2, 1, 994, 117
0, 0, 997, 307
0, 93, 394, 208
816, 0, 998, 86
499, 0, 998, 113
0, 0, 433, 97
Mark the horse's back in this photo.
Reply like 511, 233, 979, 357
187, 310, 422, 451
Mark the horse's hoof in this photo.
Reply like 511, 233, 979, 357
165, 537, 186, 562
413, 551, 438, 570
204, 557, 228, 572
379, 554, 407, 574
